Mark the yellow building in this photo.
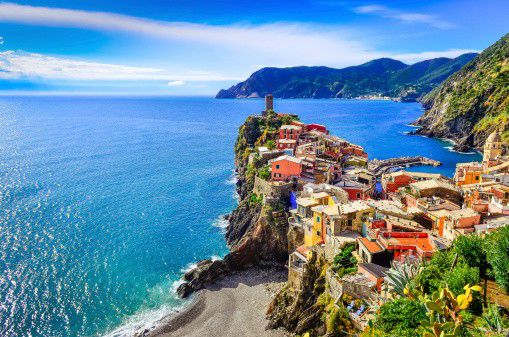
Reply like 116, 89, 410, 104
295, 192, 331, 247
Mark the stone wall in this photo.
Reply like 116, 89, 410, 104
253, 176, 293, 204
326, 269, 343, 299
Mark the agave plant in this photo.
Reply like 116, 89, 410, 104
383, 261, 420, 296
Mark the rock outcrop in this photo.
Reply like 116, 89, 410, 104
176, 112, 291, 298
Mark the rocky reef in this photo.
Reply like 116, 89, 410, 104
176, 112, 291, 298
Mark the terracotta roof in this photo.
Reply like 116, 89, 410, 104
296, 244, 310, 256
382, 234, 435, 253
358, 237, 384, 254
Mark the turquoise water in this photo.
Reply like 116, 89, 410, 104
0, 97, 480, 337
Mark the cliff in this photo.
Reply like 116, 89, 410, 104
176, 112, 291, 297
415, 33, 509, 151
216, 54, 476, 101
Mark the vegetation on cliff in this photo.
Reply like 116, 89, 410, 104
216, 54, 476, 101
416, 33, 509, 150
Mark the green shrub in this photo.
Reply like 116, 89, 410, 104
374, 297, 426, 337
331, 243, 357, 276
445, 263, 480, 296
258, 165, 271, 180
485, 227, 509, 292
265, 140, 276, 150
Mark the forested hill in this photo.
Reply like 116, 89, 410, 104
415, 33, 509, 151
216, 53, 477, 101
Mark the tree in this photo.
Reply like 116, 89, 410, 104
485, 227, 509, 292
453, 235, 488, 277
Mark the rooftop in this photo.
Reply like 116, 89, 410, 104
448, 208, 480, 220
297, 197, 319, 207
410, 179, 459, 192
359, 263, 389, 278
358, 237, 384, 254
339, 200, 372, 214
367, 200, 407, 217
280, 125, 303, 130
270, 154, 303, 165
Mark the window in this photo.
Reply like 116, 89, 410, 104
356, 192, 361, 199
475, 176, 480, 181
316, 231, 321, 236
276, 164, 280, 169
316, 216, 321, 223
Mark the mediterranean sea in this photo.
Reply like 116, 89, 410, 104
0, 96, 481, 337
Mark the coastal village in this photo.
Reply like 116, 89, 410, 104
244, 95, 509, 334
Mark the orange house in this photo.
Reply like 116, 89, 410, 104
270, 155, 303, 181
454, 162, 483, 186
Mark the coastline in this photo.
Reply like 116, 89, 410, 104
146, 268, 291, 337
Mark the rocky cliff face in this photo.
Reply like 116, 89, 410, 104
267, 252, 327, 334
177, 113, 290, 298
415, 33, 509, 151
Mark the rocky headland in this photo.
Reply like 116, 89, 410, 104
176, 112, 293, 298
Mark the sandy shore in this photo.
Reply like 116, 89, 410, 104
147, 268, 292, 337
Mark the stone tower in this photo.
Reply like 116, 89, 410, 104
483, 129, 503, 164
265, 94, 274, 112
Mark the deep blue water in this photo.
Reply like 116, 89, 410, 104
0, 97, 480, 337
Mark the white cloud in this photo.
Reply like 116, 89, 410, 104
0, 50, 240, 81
354, 4, 455, 29
0, 2, 382, 68
0, 37, 4, 45
167, 80, 185, 86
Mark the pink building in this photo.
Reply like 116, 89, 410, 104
270, 155, 303, 181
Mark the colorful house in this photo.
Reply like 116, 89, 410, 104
454, 162, 484, 186
377, 232, 436, 261
382, 171, 414, 194
335, 179, 372, 200
270, 155, 303, 181
279, 124, 303, 140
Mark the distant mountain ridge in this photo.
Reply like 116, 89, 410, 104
216, 53, 478, 101
415, 33, 509, 151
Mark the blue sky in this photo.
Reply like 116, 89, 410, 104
0, 0, 507, 95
